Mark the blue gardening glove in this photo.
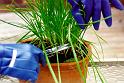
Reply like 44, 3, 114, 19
0, 44, 46, 83
68, 0, 124, 30
68, 0, 86, 29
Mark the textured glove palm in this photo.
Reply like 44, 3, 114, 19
68, 0, 124, 30
0, 44, 46, 83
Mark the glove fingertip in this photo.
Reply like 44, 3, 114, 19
42, 59, 46, 67
39, 51, 46, 66
111, 0, 124, 10
40, 55, 46, 67
119, 5, 124, 10
105, 18, 112, 27
93, 23, 100, 30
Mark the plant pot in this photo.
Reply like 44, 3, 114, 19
20, 39, 91, 83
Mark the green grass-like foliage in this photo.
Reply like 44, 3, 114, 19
13, 0, 89, 82
15, 0, 82, 46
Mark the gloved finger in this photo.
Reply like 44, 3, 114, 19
71, 5, 85, 29
68, 0, 80, 7
111, 0, 124, 10
101, 0, 112, 27
36, 66, 40, 73
39, 52, 46, 67
92, 0, 101, 30
81, 0, 93, 23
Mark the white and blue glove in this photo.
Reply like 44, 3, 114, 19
0, 44, 46, 83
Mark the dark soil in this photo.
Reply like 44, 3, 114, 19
22, 40, 88, 63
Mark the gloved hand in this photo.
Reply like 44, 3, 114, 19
0, 44, 46, 83
68, 0, 124, 30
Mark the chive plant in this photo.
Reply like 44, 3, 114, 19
0, 0, 106, 83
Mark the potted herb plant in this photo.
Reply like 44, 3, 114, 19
18, 0, 93, 83
1, 0, 123, 83
11, 0, 93, 83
